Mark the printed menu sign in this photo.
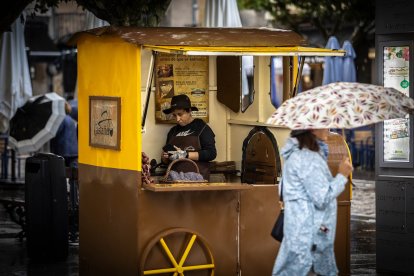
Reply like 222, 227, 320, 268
154, 53, 209, 123
383, 46, 410, 162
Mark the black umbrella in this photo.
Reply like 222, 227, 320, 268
9, 92, 66, 153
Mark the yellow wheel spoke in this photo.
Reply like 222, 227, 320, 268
141, 229, 215, 276
183, 264, 215, 271
178, 234, 197, 266
143, 267, 177, 275
160, 238, 179, 267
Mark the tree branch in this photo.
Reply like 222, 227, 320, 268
0, 0, 33, 34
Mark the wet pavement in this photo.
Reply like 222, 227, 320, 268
0, 238, 79, 276
0, 172, 385, 275
350, 178, 378, 276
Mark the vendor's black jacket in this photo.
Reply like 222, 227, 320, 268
166, 118, 216, 161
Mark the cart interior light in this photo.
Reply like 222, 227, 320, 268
143, 45, 345, 57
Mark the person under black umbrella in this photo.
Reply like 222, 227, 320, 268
50, 101, 78, 167
9, 92, 66, 153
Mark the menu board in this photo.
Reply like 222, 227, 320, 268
383, 46, 410, 162
154, 53, 209, 123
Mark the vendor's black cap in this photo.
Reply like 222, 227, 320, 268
290, 129, 310, 137
162, 94, 199, 114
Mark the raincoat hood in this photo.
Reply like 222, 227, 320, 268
281, 137, 300, 160
281, 137, 329, 160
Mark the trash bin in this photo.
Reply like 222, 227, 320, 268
25, 153, 68, 261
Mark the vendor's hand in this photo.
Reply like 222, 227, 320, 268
337, 157, 353, 178
169, 150, 187, 161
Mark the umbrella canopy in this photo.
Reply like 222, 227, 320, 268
0, 14, 33, 133
322, 36, 343, 85
9, 92, 66, 153
342, 40, 357, 82
266, 82, 414, 130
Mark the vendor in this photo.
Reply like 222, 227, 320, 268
161, 94, 216, 180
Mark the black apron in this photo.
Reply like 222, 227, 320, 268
168, 125, 210, 180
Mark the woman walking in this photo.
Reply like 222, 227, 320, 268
272, 129, 353, 276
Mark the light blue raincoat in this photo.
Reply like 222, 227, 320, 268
272, 138, 347, 276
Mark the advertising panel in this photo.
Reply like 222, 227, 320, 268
154, 53, 209, 123
383, 46, 410, 162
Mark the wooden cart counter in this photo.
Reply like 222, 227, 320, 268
143, 182, 253, 192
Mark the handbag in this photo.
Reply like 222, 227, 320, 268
271, 180, 284, 242
271, 209, 284, 242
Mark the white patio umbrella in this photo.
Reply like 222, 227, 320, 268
0, 14, 33, 133
204, 0, 242, 27
85, 10, 109, 30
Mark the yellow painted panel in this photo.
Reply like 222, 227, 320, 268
77, 35, 141, 171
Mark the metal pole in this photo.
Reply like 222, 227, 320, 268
291, 57, 305, 98
282, 57, 291, 101
141, 51, 156, 130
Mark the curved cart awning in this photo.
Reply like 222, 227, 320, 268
69, 26, 345, 57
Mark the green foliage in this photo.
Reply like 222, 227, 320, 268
1, 0, 171, 34
237, 0, 375, 43
237, 0, 268, 10
75, 0, 172, 26
33, 0, 71, 13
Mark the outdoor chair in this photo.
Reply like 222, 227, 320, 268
0, 134, 32, 180
363, 136, 375, 170
0, 134, 9, 179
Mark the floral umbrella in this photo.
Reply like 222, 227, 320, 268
266, 82, 414, 129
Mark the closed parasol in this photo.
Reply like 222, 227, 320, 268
266, 82, 414, 130
322, 36, 343, 85
342, 40, 357, 82
0, 14, 33, 133
204, 0, 242, 27
9, 92, 66, 153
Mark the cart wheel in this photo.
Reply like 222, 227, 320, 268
140, 228, 214, 276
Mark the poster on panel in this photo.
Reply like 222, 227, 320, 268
154, 53, 209, 123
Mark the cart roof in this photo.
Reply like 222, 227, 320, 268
71, 26, 344, 56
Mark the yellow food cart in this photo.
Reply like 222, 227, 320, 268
71, 26, 350, 275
